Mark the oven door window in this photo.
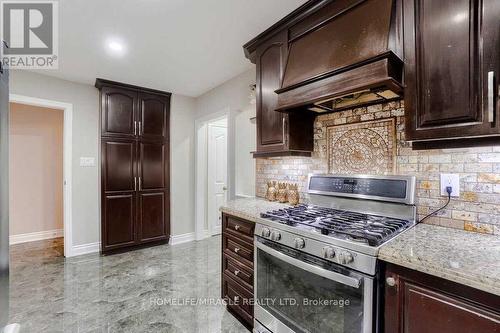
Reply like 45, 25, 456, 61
255, 240, 372, 333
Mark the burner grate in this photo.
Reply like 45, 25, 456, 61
260, 204, 412, 246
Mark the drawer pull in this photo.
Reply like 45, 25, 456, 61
234, 247, 240, 253
386, 277, 397, 287
234, 270, 240, 276
234, 225, 241, 231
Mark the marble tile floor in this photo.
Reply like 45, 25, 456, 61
6, 236, 249, 333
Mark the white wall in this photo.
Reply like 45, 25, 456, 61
10, 71, 197, 248
195, 68, 256, 197
170, 95, 196, 235
9, 103, 64, 236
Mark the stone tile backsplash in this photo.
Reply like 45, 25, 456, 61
255, 101, 500, 235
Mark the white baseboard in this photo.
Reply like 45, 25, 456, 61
170, 232, 196, 245
70, 242, 101, 257
9, 229, 63, 245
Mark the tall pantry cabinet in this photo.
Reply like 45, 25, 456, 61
96, 79, 170, 254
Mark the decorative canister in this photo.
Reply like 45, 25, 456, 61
287, 183, 300, 206
266, 181, 277, 201
277, 182, 288, 203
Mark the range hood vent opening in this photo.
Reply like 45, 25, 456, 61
307, 88, 402, 114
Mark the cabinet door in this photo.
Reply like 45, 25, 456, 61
404, 0, 500, 141
138, 92, 170, 141
101, 139, 137, 251
138, 192, 168, 243
137, 141, 169, 242
138, 141, 167, 190
255, 31, 288, 152
385, 264, 500, 333
101, 87, 137, 138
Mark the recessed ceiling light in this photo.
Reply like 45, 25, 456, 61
105, 38, 126, 56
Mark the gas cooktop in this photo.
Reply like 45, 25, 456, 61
261, 204, 413, 247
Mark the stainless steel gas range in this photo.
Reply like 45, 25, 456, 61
253, 174, 417, 333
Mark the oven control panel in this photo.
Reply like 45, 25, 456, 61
255, 223, 377, 275
307, 174, 416, 205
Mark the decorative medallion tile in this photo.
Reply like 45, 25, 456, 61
327, 118, 396, 174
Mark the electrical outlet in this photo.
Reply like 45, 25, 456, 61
440, 173, 460, 197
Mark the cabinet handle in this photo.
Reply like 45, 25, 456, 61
134, 177, 137, 191
139, 121, 143, 135
234, 270, 240, 276
234, 225, 240, 231
234, 247, 240, 253
138, 177, 142, 191
134, 121, 137, 136
386, 277, 397, 287
487, 71, 495, 123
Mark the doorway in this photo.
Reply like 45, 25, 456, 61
195, 110, 231, 240
207, 117, 228, 236
9, 102, 64, 251
8, 95, 73, 257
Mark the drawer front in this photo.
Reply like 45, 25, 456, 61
223, 254, 253, 290
224, 235, 253, 264
223, 273, 254, 323
225, 215, 254, 240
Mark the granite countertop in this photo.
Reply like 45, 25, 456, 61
220, 197, 291, 223
379, 223, 500, 296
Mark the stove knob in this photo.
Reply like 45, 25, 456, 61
293, 238, 305, 249
270, 231, 281, 241
338, 251, 354, 265
322, 246, 336, 259
261, 227, 271, 238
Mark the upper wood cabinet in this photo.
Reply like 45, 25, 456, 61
98, 80, 170, 141
138, 92, 170, 141
100, 86, 137, 138
253, 31, 314, 157
384, 263, 500, 333
404, 0, 500, 145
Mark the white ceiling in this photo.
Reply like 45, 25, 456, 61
33, 0, 307, 97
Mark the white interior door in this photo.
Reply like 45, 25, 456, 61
207, 121, 227, 236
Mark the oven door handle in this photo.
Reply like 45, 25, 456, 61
255, 241, 362, 289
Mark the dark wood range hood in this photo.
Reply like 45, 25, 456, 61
245, 0, 405, 114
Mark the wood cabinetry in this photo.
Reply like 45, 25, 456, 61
404, 0, 500, 146
384, 263, 500, 333
221, 213, 255, 329
252, 31, 315, 158
97, 79, 170, 254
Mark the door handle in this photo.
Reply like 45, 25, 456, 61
487, 71, 495, 123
